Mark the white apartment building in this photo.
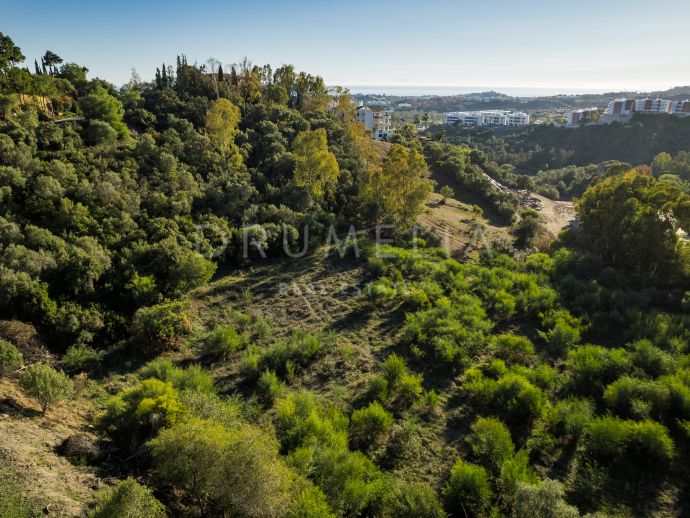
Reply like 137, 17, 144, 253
673, 100, 690, 116
445, 110, 530, 127
356, 105, 393, 140
634, 98, 673, 114
566, 108, 601, 127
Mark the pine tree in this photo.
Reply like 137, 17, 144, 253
161, 63, 167, 87
217, 64, 224, 82
155, 68, 162, 89
34, 59, 41, 75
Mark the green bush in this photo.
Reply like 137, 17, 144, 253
465, 372, 546, 424
286, 486, 335, 518
20, 363, 73, 413
140, 359, 215, 394
565, 345, 632, 397
382, 353, 407, 387
490, 334, 534, 364
366, 375, 389, 402
349, 401, 394, 449
178, 390, 245, 428
443, 460, 491, 517
547, 398, 594, 438
132, 300, 193, 355
0, 339, 22, 376
499, 449, 538, 502
257, 369, 285, 402
603, 376, 670, 420
511, 479, 580, 518
585, 416, 674, 464
398, 373, 424, 403
150, 418, 295, 517
261, 330, 327, 377
206, 324, 246, 358
61, 344, 104, 374
90, 478, 165, 518
100, 378, 182, 449
466, 417, 515, 470
381, 478, 446, 518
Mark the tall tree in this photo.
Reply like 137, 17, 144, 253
0, 32, 24, 75
292, 128, 340, 199
360, 144, 435, 229
204, 98, 241, 153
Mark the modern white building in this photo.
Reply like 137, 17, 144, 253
600, 97, 688, 123
673, 100, 690, 116
444, 110, 530, 127
356, 105, 393, 140
566, 108, 601, 127
634, 98, 673, 114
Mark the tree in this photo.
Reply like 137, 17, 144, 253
0, 33, 24, 75
576, 170, 690, 286
511, 209, 543, 248
0, 339, 22, 375
292, 128, 340, 199
150, 418, 295, 517
439, 185, 454, 204
205, 98, 241, 152
90, 478, 166, 518
20, 363, 73, 413
42, 50, 63, 75
78, 85, 128, 137
360, 144, 434, 228
131, 300, 193, 355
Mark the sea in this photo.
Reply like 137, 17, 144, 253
343, 85, 618, 97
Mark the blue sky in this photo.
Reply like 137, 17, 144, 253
3, 0, 690, 93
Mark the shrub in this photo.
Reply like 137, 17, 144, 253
61, 344, 104, 374
132, 300, 193, 355
565, 345, 632, 397
286, 486, 335, 518
366, 375, 389, 402
257, 369, 285, 402
381, 479, 446, 518
585, 416, 674, 464
382, 353, 407, 387
443, 460, 491, 517
140, 359, 215, 394
261, 330, 327, 377
178, 390, 245, 428
173, 365, 215, 394
547, 398, 594, 438
398, 373, 424, 403
20, 363, 73, 413
349, 401, 394, 449
466, 417, 515, 470
499, 449, 538, 502
100, 378, 182, 449
206, 324, 246, 358
275, 392, 349, 451
628, 339, 673, 378
151, 418, 294, 517
511, 479, 580, 518
0, 339, 22, 376
466, 372, 546, 424
89, 478, 165, 518
490, 334, 534, 364
603, 376, 669, 420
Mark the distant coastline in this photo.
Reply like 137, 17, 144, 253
342, 85, 635, 97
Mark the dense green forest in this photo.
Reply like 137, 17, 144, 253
2, 31, 690, 518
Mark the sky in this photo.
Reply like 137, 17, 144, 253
3, 0, 690, 95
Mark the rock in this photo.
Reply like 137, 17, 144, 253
57, 434, 101, 464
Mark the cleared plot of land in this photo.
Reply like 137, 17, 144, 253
0, 378, 103, 517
